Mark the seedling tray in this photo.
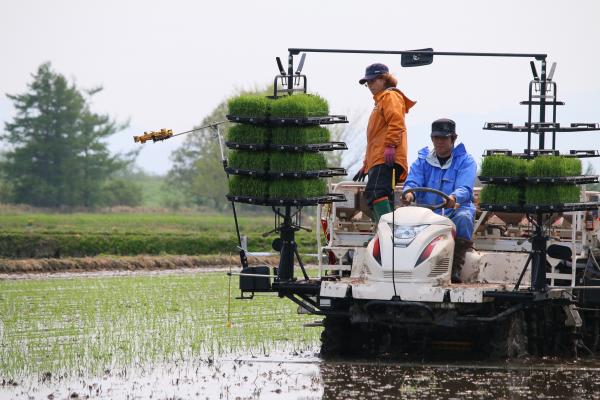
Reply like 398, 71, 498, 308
479, 175, 598, 185
271, 142, 348, 152
225, 167, 347, 178
268, 168, 346, 178
226, 193, 346, 206
225, 141, 348, 152
225, 142, 268, 151
483, 122, 600, 133
226, 115, 348, 126
225, 167, 268, 177
485, 149, 600, 158
479, 202, 600, 213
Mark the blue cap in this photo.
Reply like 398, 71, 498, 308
359, 63, 389, 84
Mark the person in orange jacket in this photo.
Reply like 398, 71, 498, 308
352, 63, 416, 223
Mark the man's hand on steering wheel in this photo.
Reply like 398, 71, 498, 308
401, 192, 414, 205
401, 187, 451, 210
445, 195, 457, 209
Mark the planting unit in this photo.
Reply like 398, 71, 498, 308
223, 67, 348, 284
232, 49, 600, 360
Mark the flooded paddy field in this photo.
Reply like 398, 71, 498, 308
1, 270, 600, 399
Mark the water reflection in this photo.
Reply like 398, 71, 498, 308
3, 354, 600, 399
319, 358, 600, 400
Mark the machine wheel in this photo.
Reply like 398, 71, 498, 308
320, 316, 361, 359
489, 311, 528, 359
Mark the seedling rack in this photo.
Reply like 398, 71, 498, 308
485, 149, 600, 158
225, 167, 347, 179
225, 141, 348, 152
479, 61, 600, 291
480, 176, 599, 185
223, 63, 348, 288
226, 115, 348, 125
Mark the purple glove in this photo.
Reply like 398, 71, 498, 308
384, 146, 395, 167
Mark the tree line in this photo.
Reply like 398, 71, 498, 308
1, 63, 141, 208
0, 62, 232, 210
0, 63, 346, 211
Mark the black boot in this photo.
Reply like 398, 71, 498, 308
452, 238, 473, 283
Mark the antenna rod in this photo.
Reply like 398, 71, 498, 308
288, 48, 547, 60
287, 53, 294, 95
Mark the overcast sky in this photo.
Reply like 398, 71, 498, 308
1, 0, 599, 176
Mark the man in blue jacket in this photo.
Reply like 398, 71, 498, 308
402, 118, 477, 283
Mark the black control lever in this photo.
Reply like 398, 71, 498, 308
262, 227, 279, 237
275, 57, 286, 75
296, 225, 312, 233
547, 62, 557, 81
294, 53, 306, 85
530, 61, 539, 81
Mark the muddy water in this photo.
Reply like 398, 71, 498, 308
2, 352, 600, 399
2, 270, 600, 399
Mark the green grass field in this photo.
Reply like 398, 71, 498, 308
0, 272, 320, 379
0, 209, 272, 235
0, 208, 319, 258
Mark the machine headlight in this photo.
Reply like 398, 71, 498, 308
390, 224, 429, 246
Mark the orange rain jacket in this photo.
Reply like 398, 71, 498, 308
364, 88, 416, 181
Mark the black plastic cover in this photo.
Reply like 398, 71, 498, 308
239, 266, 271, 292
401, 48, 434, 67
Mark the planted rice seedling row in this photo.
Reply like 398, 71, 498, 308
0, 273, 320, 379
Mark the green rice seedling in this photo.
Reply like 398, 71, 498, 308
270, 94, 329, 118
563, 157, 583, 176
478, 185, 522, 205
227, 150, 269, 171
271, 126, 331, 145
228, 176, 269, 198
227, 94, 271, 117
494, 186, 522, 205
226, 125, 270, 144
480, 155, 528, 177
269, 179, 327, 199
525, 184, 580, 204
0, 273, 320, 379
528, 156, 582, 177
270, 153, 327, 173
478, 185, 496, 204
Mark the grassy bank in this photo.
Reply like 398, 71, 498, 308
0, 209, 319, 258
0, 272, 320, 379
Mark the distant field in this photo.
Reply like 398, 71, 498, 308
0, 207, 319, 258
0, 210, 272, 235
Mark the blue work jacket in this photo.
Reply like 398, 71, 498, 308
403, 143, 477, 214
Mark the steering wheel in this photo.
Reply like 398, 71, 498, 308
402, 187, 451, 211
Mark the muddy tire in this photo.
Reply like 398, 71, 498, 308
489, 311, 528, 359
320, 316, 360, 359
